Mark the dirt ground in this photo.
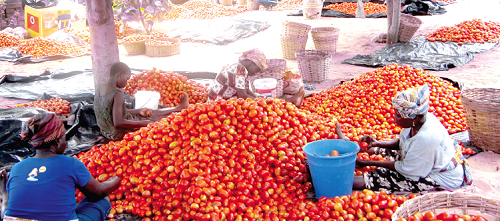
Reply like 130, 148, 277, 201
1, 0, 499, 201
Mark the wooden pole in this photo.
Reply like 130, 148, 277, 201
387, 0, 401, 44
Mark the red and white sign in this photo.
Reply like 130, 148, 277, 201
27, 13, 40, 33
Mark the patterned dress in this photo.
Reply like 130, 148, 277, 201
208, 63, 250, 101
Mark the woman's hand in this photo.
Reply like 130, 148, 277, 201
356, 158, 373, 168
359, 135, 378, 148
138, 108, 152, 117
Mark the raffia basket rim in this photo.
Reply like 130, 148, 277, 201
392, 192, 500, 221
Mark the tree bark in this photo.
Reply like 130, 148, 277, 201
387, 0, 401, 44
85, 0, 120, 89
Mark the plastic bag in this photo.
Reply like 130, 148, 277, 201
283, 70, 304, 95
22, 0, 58, 9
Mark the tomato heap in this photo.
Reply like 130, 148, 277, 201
63, 28, 91, 44
301, 64, 467, 142
355, 153, 387, 175
164, 0, 248, 21
324, 2, 388, 15
115, 20, 135, 39
17, 37, 90, 59
0, 32, 21, 47
426, 19, 500, 44
125, 68, 209, 106
123, 34, 149, 43
74, 97, 346, 220
274, 0, 304, 11
6, 97, 71, 115
398, 211, 488, 221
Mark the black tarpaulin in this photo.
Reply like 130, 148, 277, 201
341, 36, 499, 71
166, 17, 270, 45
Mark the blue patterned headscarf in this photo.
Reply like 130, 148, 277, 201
392, 85, 430, 119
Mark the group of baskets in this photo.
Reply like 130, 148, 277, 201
122, 37, 181, 57
280, 21, 339, 83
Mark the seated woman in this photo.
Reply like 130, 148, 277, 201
0, 112, 120, 221
208, 48, 304, 106
353, 85, 472, 192
94, 62, 189, 141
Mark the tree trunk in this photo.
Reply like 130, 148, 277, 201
356, 0, 365, 19
387, 0, 401, 44
85, 0, 120, 89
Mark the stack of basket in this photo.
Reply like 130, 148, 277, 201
280, 21, 311, 60
461, 88, 500, 154
311, 27, 340, 53
398, 14, 422, 43
295, 49, 332, 83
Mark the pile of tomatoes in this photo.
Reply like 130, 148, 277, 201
301, 64, 467, 142
0, 32, 21, 47
17, 37, 90, 59
164, 0, 248, 21
324, 2, 388, 15
63, 28, 92, 44
398, 211, 488, 221
125, 68, 209, 106
75, 97, 343, 220
426, 19, 500, 44
6, 97, 71, 115
115, 20, 135, 39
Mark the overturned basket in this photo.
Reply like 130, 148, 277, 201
145, 38, 181, 57
282, 20, 312, 39
461, 88, 500, 154
392, 192, 500, 221
123, 40, 146, 55
295, 49, 332, 83
311, 27, 340, 52
398, 14, 422, 43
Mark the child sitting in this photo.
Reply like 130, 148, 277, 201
94, 62, 189, 141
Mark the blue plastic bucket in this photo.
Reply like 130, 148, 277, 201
303, 139, 360, 198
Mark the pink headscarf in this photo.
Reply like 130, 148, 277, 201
238, 48, 268, 71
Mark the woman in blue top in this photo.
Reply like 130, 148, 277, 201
0, 111, 121, 221
353, 85, 472, 192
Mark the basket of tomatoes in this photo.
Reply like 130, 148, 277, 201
392, 192, 500, 221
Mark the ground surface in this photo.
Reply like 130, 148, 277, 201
0, 0, 499, 203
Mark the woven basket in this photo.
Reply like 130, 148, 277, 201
237, 0, 247, 6
221, 0, 233, 6
145, 38, 181, 57
295, 49, 332, 83
250, 59, 287, 98
461, 88, 500, 154
303, 6, 322, 20
311, 27, 340, 52
247, 0, 260, 10
123, 40, 146, 55
398, 14, 422, 43
392, 192, 500, 221
280, 36, 308, 60
282, 20, 312, 39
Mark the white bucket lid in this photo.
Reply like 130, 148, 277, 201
254, 78, 277, 93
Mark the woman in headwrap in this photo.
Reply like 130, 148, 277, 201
208, 48, 268, 101
208, 48, 305, 106
0, 111, 121, 221
352, 85, 472, 192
